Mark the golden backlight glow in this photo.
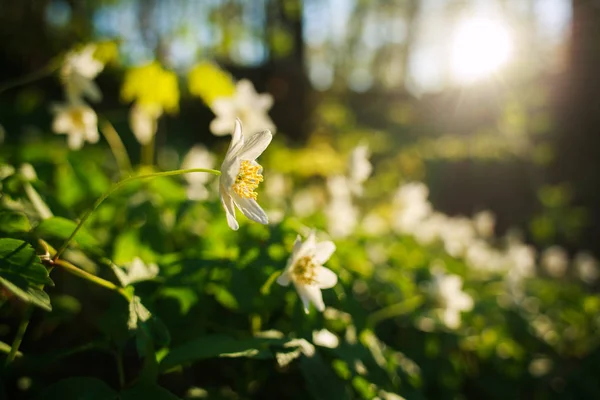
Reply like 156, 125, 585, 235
450, 17, 514, 84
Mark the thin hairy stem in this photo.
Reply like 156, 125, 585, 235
53, 259, 129, 298
53, 168, 221, 259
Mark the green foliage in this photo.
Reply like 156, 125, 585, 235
1, 34, 599, 400
0, 238, 52, 311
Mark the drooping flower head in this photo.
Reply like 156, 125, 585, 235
219, 119, 272, 230
60, 45, 104, 103
277, 231, 338, 313
52, 101, 99, 150
210, 79, 275, 137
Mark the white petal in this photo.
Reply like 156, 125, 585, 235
296, 231, 317, 259
233, 194, 268, 224
52, 114, 71, 134
315, 267, 337, 289
211, 98, 236, 117
225, 119, 245, 155
68, 132, 84, 150
276, 271, 291, 287
234, 129, 272, 161
84, 80, 102, 102
291, 235, 303, 256
210, 117, 234, 136
220, 189, 239, 230
86, 124, 100, 143
314, 241, 336, 264
235, 79, 258, 103
295, 284, 325, 313
219, 157, 240, 190
256, 93, 273, 111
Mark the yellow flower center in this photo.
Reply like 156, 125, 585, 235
292, 255, 318, 285
69, 108, 86, 128
232, 160, 263, 200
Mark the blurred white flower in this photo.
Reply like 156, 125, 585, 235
112, 257, 159, 287
129, 103, 163, 145
430, 273, 473, 329
541, 246, 568, 278
210, 79, 275, 137
60, 45, 104, 102
52, 102, 99, 150
529, 356, 553, 377
264, 173, 289, 200
326, 198, 359, 239
504, 240, 537, 300
413, 212, 447, 245
219, 119, 272, 230
506, 241, 536, 279
473, 210, 496, 238
574, 252, 599, 284
182, 145, 216, 200
466, 240, 504, 273
18, 163, 37, 182
277, 231, 337, 313
347, 143, 372, 196
292, 187, 322, 217
441, 217, 476, 257
361, 212, 389, 236
312, 329, 339, 348
393, 182, 432, 234
325, 176, 358, 238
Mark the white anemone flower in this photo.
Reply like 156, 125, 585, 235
52, 102, 99, 150
61, 45, 104, 102
219, 119, 272, 230
276, 231, 338, 313
210, 79, 275, 137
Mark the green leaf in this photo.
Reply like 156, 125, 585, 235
160, 335, 287, 371
33, 377, 117, 400
299, 353, 350, 400
0, 211, 31, 233
120, 383, 180, 400
0, 238, 52, 311
35, 217, 100, 253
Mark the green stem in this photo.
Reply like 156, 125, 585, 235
115, 350, 125, 387
5, 306, 33, 365
367, 295, 424, 328
141, 135, 155, 167
0, 62, 59, 95
100, 120, 133, 176
54, 259, 131, 300
53, 168, 221, 260
260, 271, 282, 295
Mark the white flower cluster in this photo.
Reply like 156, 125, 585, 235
52, 45, 103, 150
389, 181, 599, 327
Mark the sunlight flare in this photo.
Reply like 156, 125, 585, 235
450, 16, 514, 84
